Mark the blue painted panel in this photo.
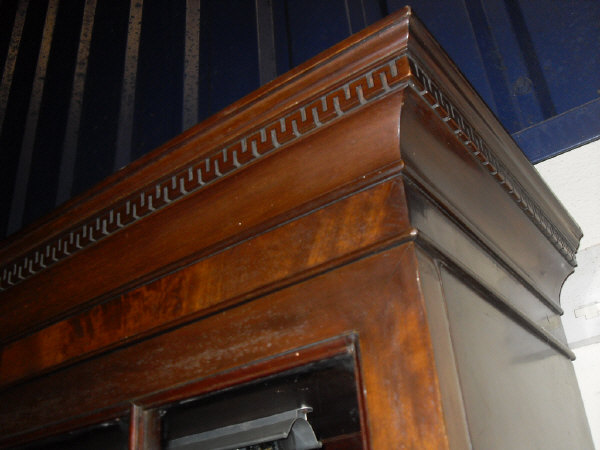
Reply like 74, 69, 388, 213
386, 0, 600, 161
362, 0, 388, 25
345, 0, 370, 33
0, 1, 47, 237
24, 0, 85, 225
515, 0, 600, 116
479, 0, 600, 159
132, 0, 186, 161
463, 0, 525, 132
387, 0, 498, 115
274, 0, 385, 76
272, 1, 292, 76
513, 98, 600, 163
74, 1, 130, 197
471, 0, 546, 131
284, 0, 353, 66
202, 0, 260, 116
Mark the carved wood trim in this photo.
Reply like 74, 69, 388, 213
0, 21, 579, 294
406, 57, 577, 266
0, 55, 411, 292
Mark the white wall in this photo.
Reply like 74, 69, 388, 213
535, 139, 600, 449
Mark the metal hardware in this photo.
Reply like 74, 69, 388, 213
167, 406, 321, 450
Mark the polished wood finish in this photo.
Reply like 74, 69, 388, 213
1, 180, 411, 386
0, 7, 593, 449
130, 406, 160, 450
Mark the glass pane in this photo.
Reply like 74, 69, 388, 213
14, 418, 129, 450
161, 353, 363, 449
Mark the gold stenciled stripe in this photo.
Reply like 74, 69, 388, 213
183, 0, 201, 130
407, 57, 577, 266
0, 0, 29, 132
0, 55, 410, 291
8, 0, 60, 234
113, 0, 144, 171
56, 0, 97, 205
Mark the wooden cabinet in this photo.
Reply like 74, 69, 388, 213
0, 8, 593, 449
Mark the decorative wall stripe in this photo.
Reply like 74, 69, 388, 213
343, 0, 353, 34
0, 0, 29, 133
0, 55, 410, 291
255, 0, 277, 86
56, 0, 97, 205
407, 57, 577, 266
7, 0, 60, 235
113, 0, 144, 171
183, 0, 201, 130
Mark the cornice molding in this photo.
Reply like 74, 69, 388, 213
0, 54, 411, 292
0, 48, 579, 293
406, 56, 577, 266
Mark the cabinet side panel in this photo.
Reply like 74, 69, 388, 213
400, 83, 574, 305
438, 267, 594, 449
415, 248, 472, 449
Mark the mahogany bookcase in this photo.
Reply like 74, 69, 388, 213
0, 7, 593, 449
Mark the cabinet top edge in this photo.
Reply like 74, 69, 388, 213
0, 6, 581, 287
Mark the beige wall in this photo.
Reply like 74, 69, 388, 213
536, 139, 600, 449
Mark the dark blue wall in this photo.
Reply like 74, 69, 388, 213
0, 0, 598, 238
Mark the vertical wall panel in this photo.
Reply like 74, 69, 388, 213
24, 0, 86, 222
361, 0, 387, 25
0, 0, 27, 133
272, 0, 385, 77
0, 0, 24, 238
284, 0, 352, 67
344, 0, 369, 34
7, 0, 59, 234
463, 0, 527, 132
130, 0, 185, 161
467, 0, 545, 131
56, 0, 97, 206
255, 0, 277, 86
387, 0, 498, 116
0, 0, 20, 74
183, 0, 201, 130
272, 0, 292, 76
502, 0, 556, 119
72, 1, 130, 197
202, 0, 260, 117
511, 0, 600, 116
113, 0, 144, 171
0, 0, 45, 238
